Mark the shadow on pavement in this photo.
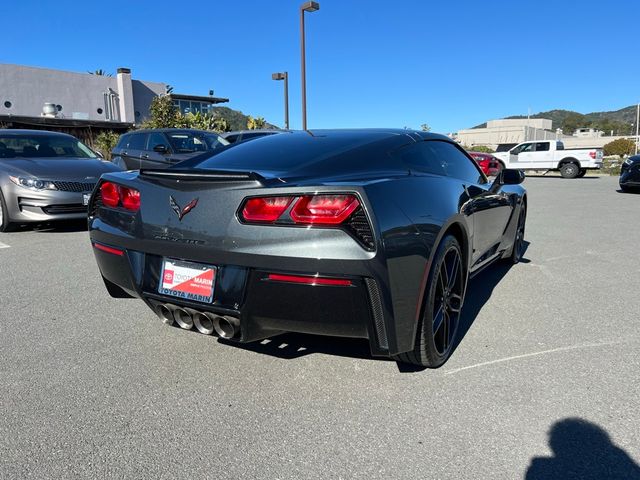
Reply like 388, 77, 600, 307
10, 219, 88, 233
524, 174, 599, 180
526, 418, 640, 480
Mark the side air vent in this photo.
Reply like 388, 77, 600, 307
345, 207, 375, 250
364, 278, 388, 350
88, 187, 102, 218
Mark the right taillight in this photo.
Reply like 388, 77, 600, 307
240, 193, 360, 225
290, 194, 360, 224
589, 151, 596, 159
99, 181, 140, 211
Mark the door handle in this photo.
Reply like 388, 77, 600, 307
141, 154, 149, 159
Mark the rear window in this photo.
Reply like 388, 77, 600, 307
190, 131, 390, 174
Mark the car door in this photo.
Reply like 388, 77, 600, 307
509, 142, 535, 168
121, 132, 148, 169
427, 141, 513, 267
141, 132, 173, 169
529, 141, 552, 168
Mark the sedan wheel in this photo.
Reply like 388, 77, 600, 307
0, 188, 15, 233
395, 235, 465, 368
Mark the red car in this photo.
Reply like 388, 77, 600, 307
469, 151, 503, 176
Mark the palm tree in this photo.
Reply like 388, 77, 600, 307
88, 69, 112, 77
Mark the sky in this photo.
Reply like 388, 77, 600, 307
2, 0, 639, 133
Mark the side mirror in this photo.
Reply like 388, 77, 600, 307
490, 169, 524, 192
502, 168, 525, 185
153, 144, 168, 154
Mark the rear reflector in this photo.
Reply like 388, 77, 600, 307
267, 273, 352, 286
93, 242, 124, 256
241, 196, 292, 222
290, 194, 360, 225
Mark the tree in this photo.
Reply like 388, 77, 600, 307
143, 95, 180, 129
94, 131, 121, 160
88, 69, 112, 77
603, 138, 636, 158
420, 123, 431, 132
247, 116, 266, 130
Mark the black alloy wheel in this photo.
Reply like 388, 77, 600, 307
510, 205, 526, 263
395, 235, 465, 368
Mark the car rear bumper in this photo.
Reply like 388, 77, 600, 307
91, 240, 391, 357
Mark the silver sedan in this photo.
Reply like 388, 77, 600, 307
0, 129, 122, 231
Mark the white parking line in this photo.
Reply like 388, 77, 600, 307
0, 241, 10, 249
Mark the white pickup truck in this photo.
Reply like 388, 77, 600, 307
493, 140, 603, 178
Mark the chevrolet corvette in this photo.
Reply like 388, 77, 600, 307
89, 129, 526, 367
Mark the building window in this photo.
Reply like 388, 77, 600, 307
97, 108, 104, 115
135, 111, 141, 118
3, 101, 11, 109
56, 104, 63, 112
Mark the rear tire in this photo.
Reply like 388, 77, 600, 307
560, 162, 579, 179
577, 169, 587, 178
509, 204, 526, 263
0, 188, 15, 233
394, 235, 466, 368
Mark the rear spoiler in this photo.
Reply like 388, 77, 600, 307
139, 168, 265, 182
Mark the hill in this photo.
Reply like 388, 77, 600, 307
211, 106, 278, 131
473, 105, 638, 135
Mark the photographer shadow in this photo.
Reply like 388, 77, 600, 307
526, 418, 640, 479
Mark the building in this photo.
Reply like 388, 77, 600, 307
453, 118, 558, 148
454, 117, 634, 150
0, 63, 228, 141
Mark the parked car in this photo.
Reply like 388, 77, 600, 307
88, 129, 527, 368
469, 151, 503, 176
111, 129, 229, 170
492, 140, 603, 178
619, 155, 640, 192
0, 129, 121, 232
221, 129, 283, 144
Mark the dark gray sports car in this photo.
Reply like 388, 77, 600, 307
0, 130, 122, 231
89, 129, 526, 367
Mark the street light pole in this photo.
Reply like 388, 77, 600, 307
272, 72, 289, 129
300, 1, 319, 131
636, 103, 640, 155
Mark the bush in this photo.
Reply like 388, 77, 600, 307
247, 116, 266, 130
94, 131, 120, 160
603, 138, 636, 158
463, 144, 494, 153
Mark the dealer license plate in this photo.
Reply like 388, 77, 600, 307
158, 258, 216, 303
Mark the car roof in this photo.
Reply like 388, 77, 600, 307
128, 128, 221, 135
0, 129, 76, 139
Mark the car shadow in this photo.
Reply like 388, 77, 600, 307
525, 418, 640, 479
524, 174, 599, 180
9, 219, 88, 233
216, 242, 530, 373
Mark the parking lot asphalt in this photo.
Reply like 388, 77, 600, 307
1, 175, 639, 479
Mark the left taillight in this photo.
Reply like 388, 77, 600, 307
99, 181, 140, 211
240, 194, 360, 225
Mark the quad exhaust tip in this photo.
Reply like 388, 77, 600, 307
156, 303, 240, 338
173, 307, 194, 330
193, 312, 215, 335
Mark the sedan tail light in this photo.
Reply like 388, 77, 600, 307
99, 181, 141, 211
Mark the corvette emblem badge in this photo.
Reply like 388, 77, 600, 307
170, 196, 199, 221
